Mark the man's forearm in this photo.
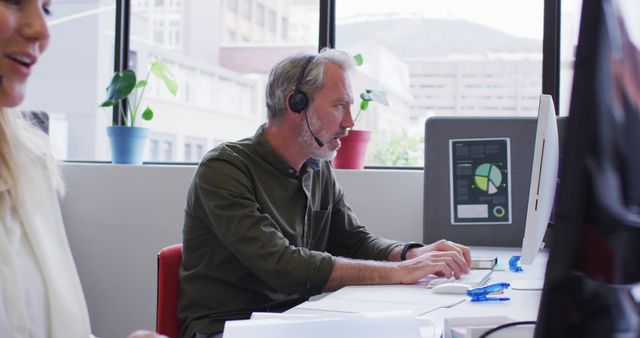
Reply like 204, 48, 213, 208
323, 245, 426, 291
323, 257, 401, 291
387, 245, 403, 261
322, 241, 472, 292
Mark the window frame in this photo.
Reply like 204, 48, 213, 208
112, 0, 562, 167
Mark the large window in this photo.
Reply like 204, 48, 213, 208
24, 0, 319, 163
126, 0, 318, 163
336, 0, 545, 166
18, 0, 116, 161
23, 1, 578, 167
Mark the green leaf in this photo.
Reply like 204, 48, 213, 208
353, 53, 364, 66
135, 80, 147, 89
100, 69, 136, 107
365, 89, 389, 106
360, 100, 369, 111
151, 61, 178, 96
100, 100, 114, 108
141, 106, 154, 121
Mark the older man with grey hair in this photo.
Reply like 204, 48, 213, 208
178, 48, 472, 338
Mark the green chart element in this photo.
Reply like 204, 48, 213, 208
474, 163, 503, 194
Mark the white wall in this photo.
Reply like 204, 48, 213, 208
61, 163, 423, 338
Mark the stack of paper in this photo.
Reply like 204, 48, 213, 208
223, 311, 422, 338
296, 285, 466, 316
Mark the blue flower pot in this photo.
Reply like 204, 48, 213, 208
106, 126, 149, 164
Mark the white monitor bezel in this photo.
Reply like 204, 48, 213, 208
520, 94, 560, 266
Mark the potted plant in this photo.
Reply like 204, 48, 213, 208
332, 54, 389, 169
100, 61, 178, 164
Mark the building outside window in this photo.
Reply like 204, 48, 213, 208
148, 133, 177, 162
184, 137, 208, 162
336, 0, 545, 166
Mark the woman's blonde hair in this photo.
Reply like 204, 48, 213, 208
0, 108, 64, 206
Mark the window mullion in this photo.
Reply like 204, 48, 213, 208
113, 0, 132, 126
319, 0, 335, 50
543, 0, 561, 114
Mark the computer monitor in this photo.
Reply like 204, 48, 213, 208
510, 94, 559, 291
520, 94, 559, 266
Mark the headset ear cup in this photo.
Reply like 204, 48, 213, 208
288, 90, 308, 113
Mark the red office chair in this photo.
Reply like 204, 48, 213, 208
156, 243, 183, 338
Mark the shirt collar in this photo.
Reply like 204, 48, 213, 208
252, 124, 322, 177
304, 158, 321, 171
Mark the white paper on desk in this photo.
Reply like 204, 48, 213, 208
295, 298, 438, 315
333, 285, 467, 305
224, 311, 422, 338
296, 285, 466, 316
251, 312, 332, 320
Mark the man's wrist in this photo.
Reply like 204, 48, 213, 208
400, 242, 424, 261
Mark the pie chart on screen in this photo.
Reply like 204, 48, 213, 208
474, 163, 502, 194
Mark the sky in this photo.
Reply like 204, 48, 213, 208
336, 0, 583, 40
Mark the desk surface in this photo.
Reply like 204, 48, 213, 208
285, 247, 547, 337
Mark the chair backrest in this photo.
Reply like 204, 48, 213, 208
156, 243, 183, 338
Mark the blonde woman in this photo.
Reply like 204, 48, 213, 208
0, 1, 163, 337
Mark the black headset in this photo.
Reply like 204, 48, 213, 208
288, 56, 315, 113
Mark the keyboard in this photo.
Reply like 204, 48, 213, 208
422, 269, 493, 288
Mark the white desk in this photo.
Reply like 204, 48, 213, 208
285, 247, 548, 337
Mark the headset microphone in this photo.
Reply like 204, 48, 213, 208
289, 56, 324, 147
304, 109, 324, 147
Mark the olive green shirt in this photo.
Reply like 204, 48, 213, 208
178, 125, 402, 338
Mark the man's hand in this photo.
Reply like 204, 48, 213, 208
396, 239, 471, 283
127, 330, 168, 338
411, 239, 472, 265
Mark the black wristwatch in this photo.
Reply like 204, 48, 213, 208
400, 242, 424, 261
